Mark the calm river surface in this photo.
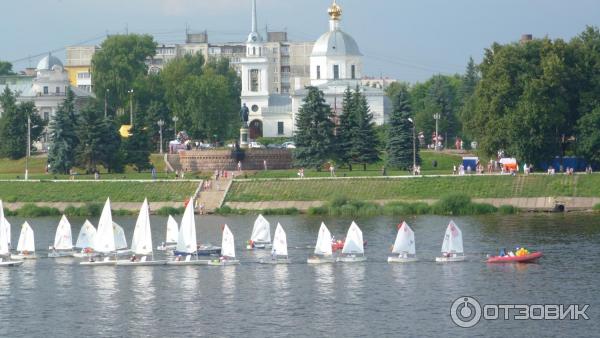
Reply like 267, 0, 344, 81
0, 213, 598, 337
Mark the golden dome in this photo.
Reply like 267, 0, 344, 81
328, 0, 342, 21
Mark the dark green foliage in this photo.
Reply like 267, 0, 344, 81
0, 87, 46, 159
75, 105, 106, 172
155, 206, 185, 216
64, 203, 103, 217
14, 204, 61, 217
387, 86, 419, 169
498, 205, 519, 214
261, 207, 299, 215
336, 87, 356, 168
294, 87, 336, 170
593, 203, 600, 212
350, 89, 380, 170
48, 89, 78, 174
122, 121, 152, 172
431, 193, 497, 215
113, 209, 135, 216
576, 107, 600, 165
0, 61, 15, 75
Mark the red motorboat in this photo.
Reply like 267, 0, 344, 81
332, 239, 367, 251
486, 251, 543, 263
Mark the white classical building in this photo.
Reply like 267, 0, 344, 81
239, 0, 391, 139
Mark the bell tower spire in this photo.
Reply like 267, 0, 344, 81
247, 0, 262, 42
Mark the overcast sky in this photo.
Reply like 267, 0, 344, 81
2, 0, 599, 83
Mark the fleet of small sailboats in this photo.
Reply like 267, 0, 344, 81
260, 223, 291, 264
435, 221, 465, 262
48, 215, 74, 258
307, 222, 334, 264
388, 221, 417, 263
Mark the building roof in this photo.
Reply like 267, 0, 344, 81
311, 29, 361, 57
37, 54, 63, 71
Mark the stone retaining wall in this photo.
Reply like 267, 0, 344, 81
179, 149, 293, 171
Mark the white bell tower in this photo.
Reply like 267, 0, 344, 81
240, 0, 270, 118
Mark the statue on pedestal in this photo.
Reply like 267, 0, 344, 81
240, 103, 249, 128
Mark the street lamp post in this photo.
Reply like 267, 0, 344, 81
408, 118, 416, 175
157, 119, 165, 154
104, 88, 109, 117
172, 116, 179, 138
128, 89, 134, 125
433, 113, 441, 151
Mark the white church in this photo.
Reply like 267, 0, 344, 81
240, 0, 391, 139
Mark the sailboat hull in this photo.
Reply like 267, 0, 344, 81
435, 255, 465, 262
307, 256, 335, 264
48, 251, 75, 258
207, 259, 240, 266
166, 260, 209, 266
246, 242, 272, 250
336, 255, 367, 263
11, 254, 37, 260
258, 258, 291, 264
0, 260, 23, 267
156, 244, 177, 251
80, 260, 117, 266
116, 260, 167, 266
387, 256, 418, 263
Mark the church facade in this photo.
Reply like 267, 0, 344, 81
239, 0, 391, 139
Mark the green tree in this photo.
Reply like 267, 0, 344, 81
576, 107, 600, 165
99, 117, 125, 173
0, 87, 45, 159
0, 61, 15, 75
387, 87, 419, 170
294, 86, 336, 170
350, 89, 380, 170
91, 34, 156, 113
48, 89, 79, 174
122, 121, 152, 172
75, 105, 107, 172
335, 87, 356, 169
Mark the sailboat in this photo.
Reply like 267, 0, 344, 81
0, 201, 21, 267
307, 222, 334, 264
73, 220, 97, 258
336, 221, 366, 262
167, 196, 206, 265
48, 215, 75, 258
13, 222, 36, 260
388, 221, 418, 263
246, 214, 271, 249
113, 222, 132, 256
435, 220, 465, 262
208, 224, 240, 266
117, 199, 166, 266
80, 198, 117, 266
259, 223, 291, 264
157, 215, 179, 251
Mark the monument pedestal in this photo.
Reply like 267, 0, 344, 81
240, 127, 249, 148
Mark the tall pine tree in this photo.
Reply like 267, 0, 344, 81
75, 105, 106, 173
294, 86, 336, 170
350, 89, 380, 170
387, 87, 420, 170
48, 89, 78, 174
336, 87, 356, 170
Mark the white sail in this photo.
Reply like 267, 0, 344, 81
342, 221, 364, 255
176, 197, 197, 254
75, 220, 96, 249
392, 221, 415, 255
314, 222, 333, 256
53, 215, 73, 250
93, 198, 116, 253
271, 223, 288, 257
0, 200, 10, 255
221, 224, 236, 258
166, 215, 179, 244
440, 220, 463, 254
16, 222, 35, 253
250, 214, 271, 243
131, 199, 153, 255
113, 223, 128, 250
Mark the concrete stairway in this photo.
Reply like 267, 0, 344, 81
195, 177, 233, 213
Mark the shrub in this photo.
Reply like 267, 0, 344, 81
113, 209, 134, 216
262, 208, 299, 215
432, 193, 472, 215
468, 203, 498, 215
307, 206, 328, 215
16, 204, 61, 217
155, 206, 185, 216
498, 205, 519, 215
64, 203, 103, 217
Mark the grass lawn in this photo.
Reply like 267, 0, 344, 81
0, 181, 200, 202
226, 174, 600, 202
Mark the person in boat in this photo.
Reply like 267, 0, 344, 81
130, 255, 137, 262
499, 248, 507, 257
89, 256, 95, 262
176, 255, 182, 261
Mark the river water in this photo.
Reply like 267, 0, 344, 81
0, 213, 598, 337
